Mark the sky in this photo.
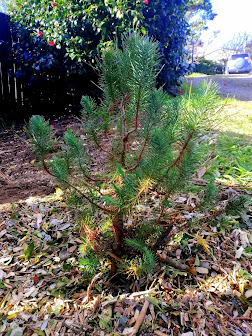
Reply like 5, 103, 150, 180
0, 1, 7, 13
200, 0, 252, 50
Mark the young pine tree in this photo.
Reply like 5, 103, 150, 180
27, 33, 224, 278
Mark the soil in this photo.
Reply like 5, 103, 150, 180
0, 126, 53, 204
187, 74, 252, 102
0, 118, 80, 205
0, 117, 111, 205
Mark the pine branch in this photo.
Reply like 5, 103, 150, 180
120, 95, 128, 167
42, 155, 54, 176
166, 128, 195, 175
123, 84, 142, 142
135, 84, 142, 130
67, 182, 115, 213
126, 133, 150, 172
42, 154, 114, 213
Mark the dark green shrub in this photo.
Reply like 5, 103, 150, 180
194, 58, 223, 75
9, 0, 190, 88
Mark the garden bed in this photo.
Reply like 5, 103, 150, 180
0, 186, 251, 335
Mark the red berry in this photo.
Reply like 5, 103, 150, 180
49, 41, 54, 46
144, 0, 148, 4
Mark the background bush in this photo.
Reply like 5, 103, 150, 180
9, 0, 190, 89
194, 58, 223, 75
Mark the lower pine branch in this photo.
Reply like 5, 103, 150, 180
41, 155, 114, 213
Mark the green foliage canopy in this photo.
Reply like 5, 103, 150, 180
187, 0, 216, 40
9, 0, 190, 87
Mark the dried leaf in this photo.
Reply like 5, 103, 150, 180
123, 327, 134, 335
195, 267, 209, 274
9, 327, 23, 336
24, 286, 38, 298
196, 166, 206, 178
198, 236, 211, 254
41, 319, 49, 331
194, 254, 200, 266
0, 269, 6, 280
99, 305, 112, 329
33, 274, 39, 283
68, 245, 77, 253
245, 289, 252, 298
235, 246, 244, 259
36, 213, 43, 228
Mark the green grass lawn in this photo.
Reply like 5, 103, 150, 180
186, 72, 208, 78
210, 98, 252, 188
219, 98, 252, 135
181, 80, 252, 189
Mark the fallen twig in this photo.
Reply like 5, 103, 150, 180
101, 288, 159, 307
157, 252, 196, 274
211, 295, 249, 334
105, 250, 123, 262
62, 321, 83, 334
154, 330, 169, 336
86, 272, 103, 302
235, 316, 252, 321
131, 299, 149, 335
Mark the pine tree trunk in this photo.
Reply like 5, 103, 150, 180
110, 212, 124, 275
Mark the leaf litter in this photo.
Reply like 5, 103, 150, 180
1, 71, 252, 336
0, 182, 252, 335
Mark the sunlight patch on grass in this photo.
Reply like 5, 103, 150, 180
212, 98, 252, 188
218, 98, 252, 136
186, 72, 208, 78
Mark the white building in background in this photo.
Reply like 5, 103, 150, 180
196, 46, 238, 64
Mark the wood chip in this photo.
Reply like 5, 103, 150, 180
195, 267, 209, 274
245, 289, 252, 298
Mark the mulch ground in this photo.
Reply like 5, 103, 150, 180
0, 188, 252, 336
0, 118, 252, 336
